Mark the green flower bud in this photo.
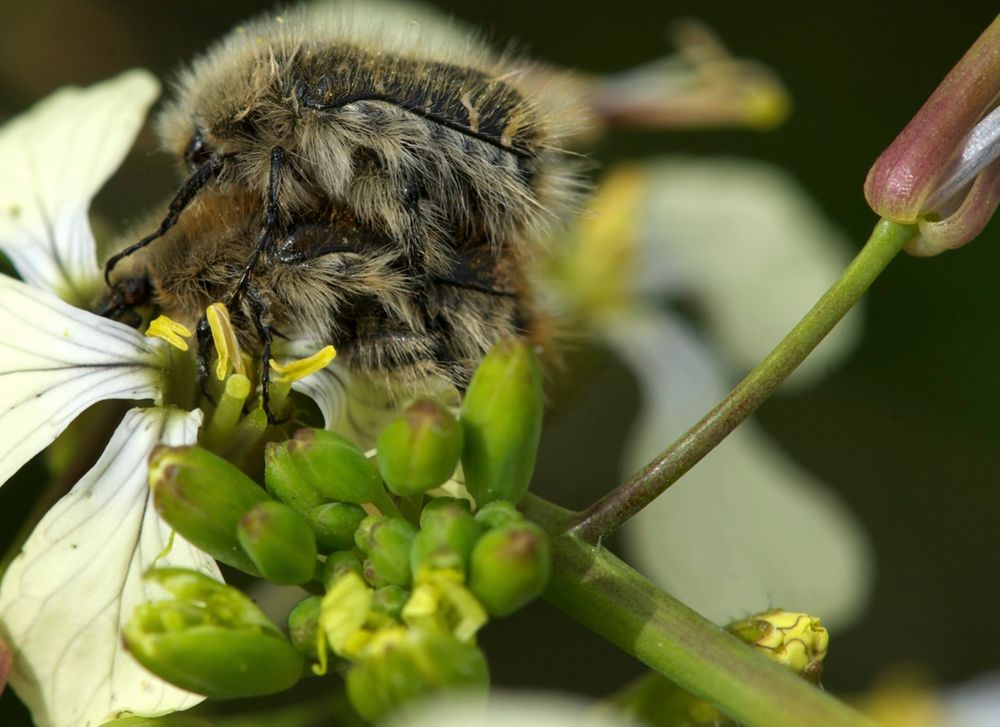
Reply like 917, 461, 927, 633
149, 445, 269, 575
418, 496, 472, 527
305, 501, 368, 553
123, 569, 304, 699
473, 500, 524, 530
288, 429, 390, 508
411, 503, 481, 579
355, 516, 418, 587
469, 522, 551, 617
321, 550, 365, 589
237, 501, 318, 585
345, 628, 489, 722
288, 595, 323, 659
377, 400, 463, 496
460, 338, 544, 506
264, 440, 327, 512
372, 585, 410, 620
727, 609, 829, 684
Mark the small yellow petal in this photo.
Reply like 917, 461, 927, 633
320, 572, 372, 657
269, 345, 337, 384
402, 570, 487, 643
206, 303, 243, 380
145, 315, 192, 351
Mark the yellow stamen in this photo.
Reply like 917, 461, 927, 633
206, 303, 243, 380
269, 345, 337, 384
145, 315, 192, 351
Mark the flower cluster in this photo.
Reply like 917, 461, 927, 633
121, 341, 549, 721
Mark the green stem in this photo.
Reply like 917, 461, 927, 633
572, 218, 916, 542
523, 496, 875, 727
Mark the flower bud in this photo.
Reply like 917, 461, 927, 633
727, 608, 829, 683
271, 429, 397, 513
345, 628, 489, 722
377, 400, 463, 496
460, 338, 544, 506
123, 568, 304, 699
372, 585, 410, 620
288, 595, 323, 659
149, 445, 269, 575
237, 501, 318, 585
321, 550, 365, 589
865, 16, 1000, 254
469, 522, 551, 617
473, 500, 524, 530
306, 502, 368, 553
355, 515, 418, 587
411, 501, 481, 579
418, 495, 472, 526
264, 440, 327, 512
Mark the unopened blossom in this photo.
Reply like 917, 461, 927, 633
865, 14, 1000, 255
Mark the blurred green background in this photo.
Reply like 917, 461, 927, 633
0, 0, 998, 723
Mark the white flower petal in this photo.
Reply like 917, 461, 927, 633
637, 158, 861, 390
945, 672, 1000, 727
384, 690, 644, 727
0, 407, 221, 727
292, 360, 402, 449
0, 70, 159, 305
610, 310, 872, 628
0, 274, 166, 489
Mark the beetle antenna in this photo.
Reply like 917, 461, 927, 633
103, 156, 223, 285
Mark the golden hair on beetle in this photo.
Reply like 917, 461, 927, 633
103, 1, 589, 410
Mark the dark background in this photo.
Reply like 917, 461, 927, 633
1, 0, 998, 723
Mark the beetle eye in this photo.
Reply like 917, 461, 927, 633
184, 131, 213, 170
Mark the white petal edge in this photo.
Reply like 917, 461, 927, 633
0, 69, 160, 305
608, 309, 873, 629
0, 406, 222, 727
292, 359, 405, 450
383, 690, 645, 727
636, 158, 861, 390
944, 672, 1000, 727
0, 274, 166, 489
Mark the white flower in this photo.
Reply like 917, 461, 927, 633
0, 72, 225, 727
547, 160, 873, 628
0, 408, 216, 727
